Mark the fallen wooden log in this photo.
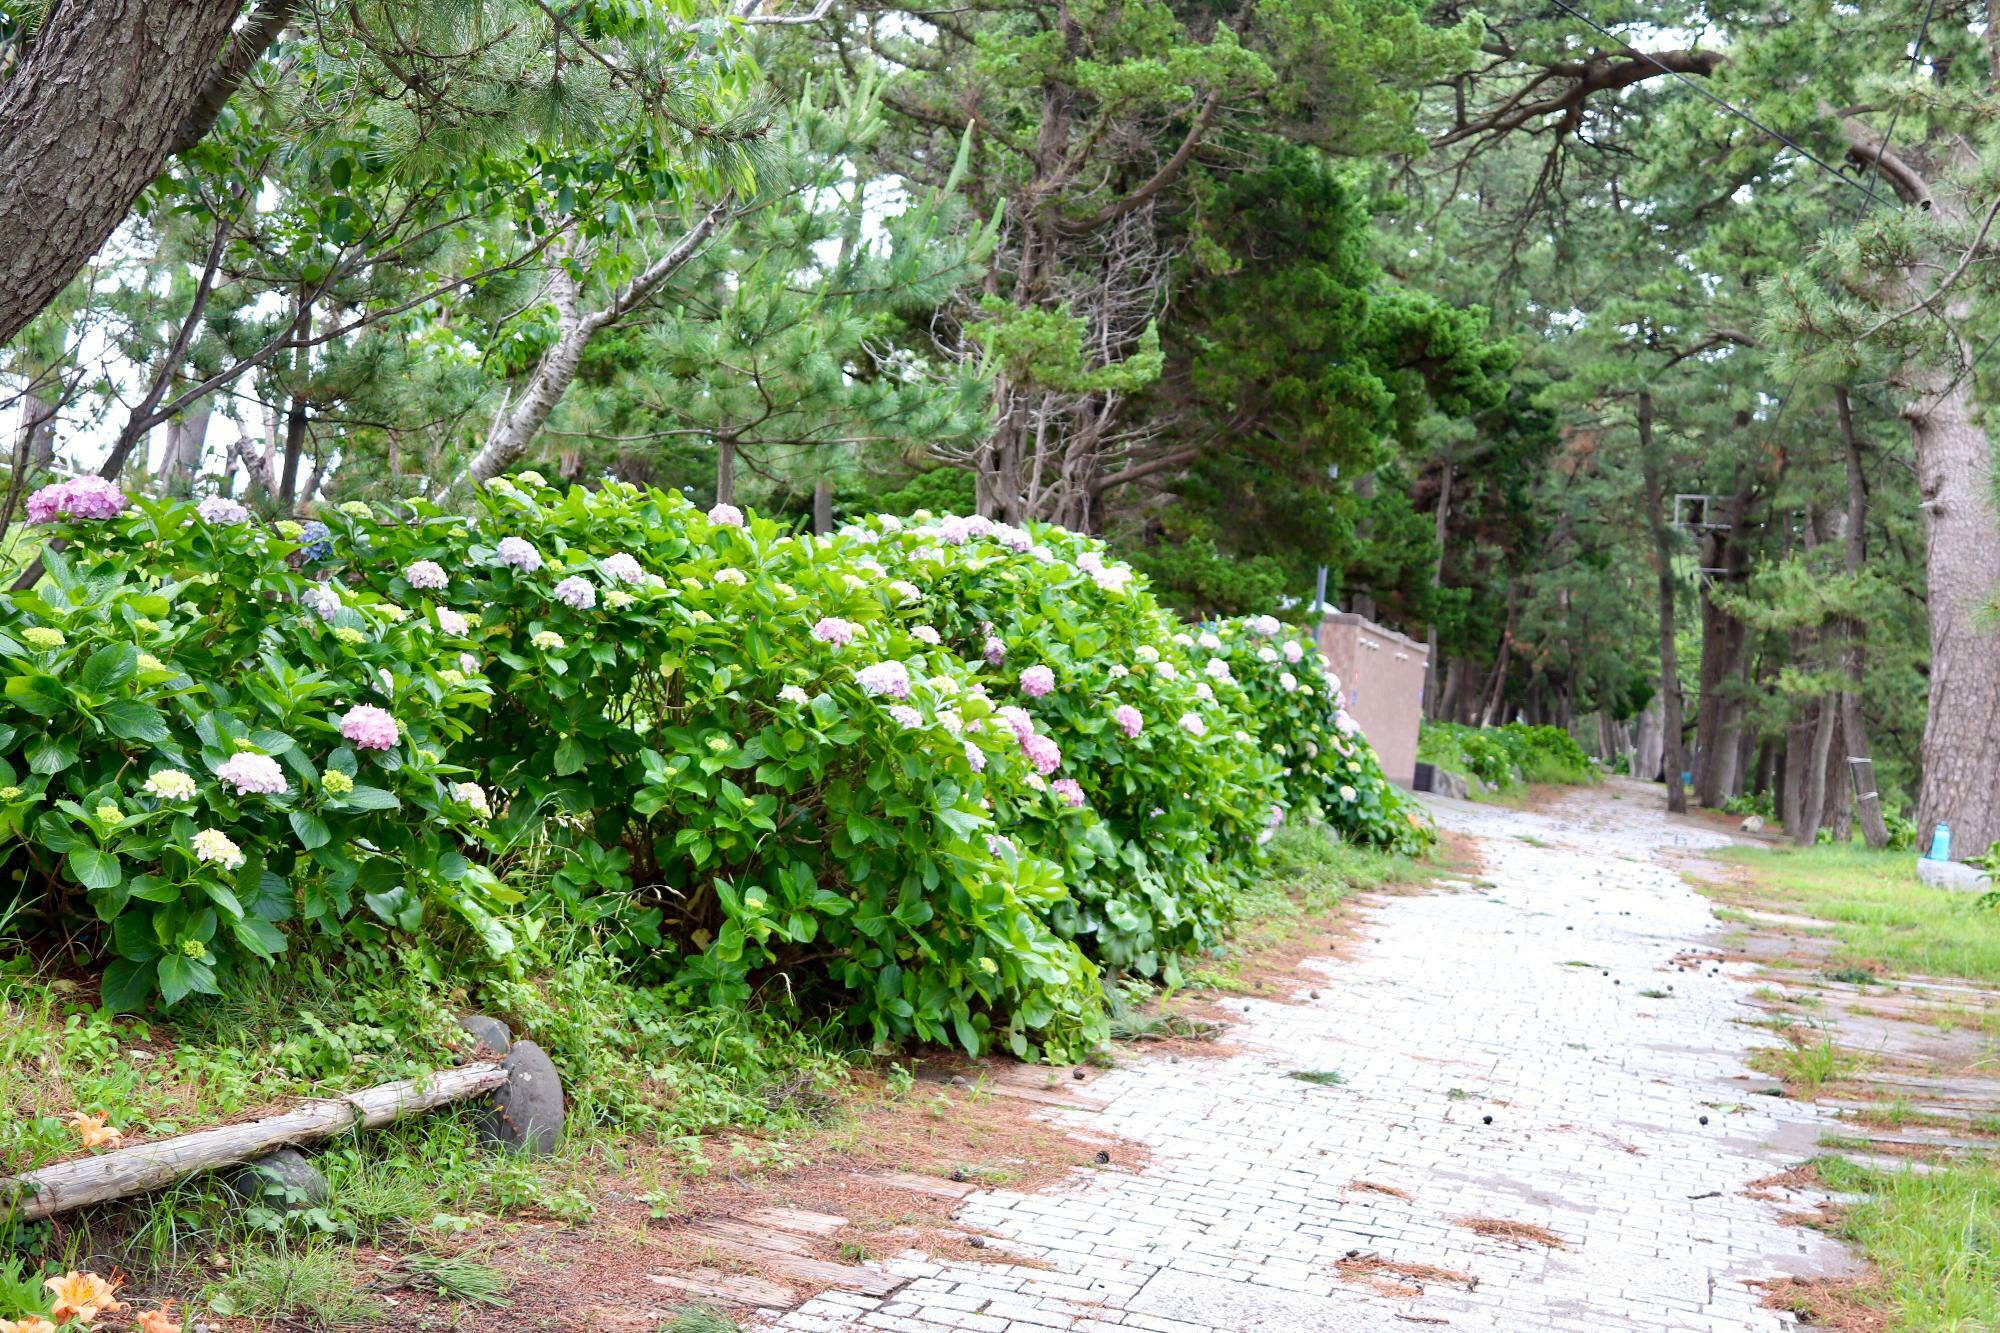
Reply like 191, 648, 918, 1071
4, 1061, 508, 1221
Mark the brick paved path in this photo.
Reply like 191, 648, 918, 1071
764, 781, 1858, 1331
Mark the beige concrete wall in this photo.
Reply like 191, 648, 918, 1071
1315, 613, 1429, 785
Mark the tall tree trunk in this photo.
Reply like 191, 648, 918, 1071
1633, 693, 1665, 783
1904, 367, 2000, 857
715, 438, 737, 506
276, 298, 312, 508
813, 477, 833, 535
1833, 129, 2000, 858
1638, 390, 1688, 813
1834, 387, 1891, 848
1782, 705, 1810, 838
1797, 695, 1837, 847
0, 0, 261, 345
1693, 464, 1754, 805
158, 397, 212, 498
1727, 697, 1757, 799
12, 380, 59, 475
1753, 737, 1777, 801
1478, 594, 1515, 727
1425, 455, 1452, 719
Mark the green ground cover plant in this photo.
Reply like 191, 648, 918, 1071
1418, 722, 1596, 793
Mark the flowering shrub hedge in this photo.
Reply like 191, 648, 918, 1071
1, 475, 1428, 1057
1187, 618, 1432, 855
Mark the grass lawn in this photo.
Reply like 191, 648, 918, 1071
1714, 843, 2000, 984
1809, 1154, 2000, 1332
1718, 841, 2000, 1330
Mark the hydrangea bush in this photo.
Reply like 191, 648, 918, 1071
0, 495, 513, 1011
831, 513, 1284, 982
2, 475, 1427, 1056
1187, 621, 1433, 856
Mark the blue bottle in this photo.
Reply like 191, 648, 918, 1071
1927, 822, 1952, 862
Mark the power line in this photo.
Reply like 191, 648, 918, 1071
1857, 0, 1939, 214
1545, 0, 1877, 198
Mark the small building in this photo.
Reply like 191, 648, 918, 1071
1314, 612, 1429, 787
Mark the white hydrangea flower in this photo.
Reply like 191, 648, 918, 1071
192, 828, 245, 870
144, 769, 198, 801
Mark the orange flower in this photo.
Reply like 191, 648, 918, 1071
68, 1111, 124, 1151
133, 1302, 182, 1333
0, 1317, 58, 1333
44, 1269, 123, 1323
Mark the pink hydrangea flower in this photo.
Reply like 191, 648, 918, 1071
812, 616, 856, 647
912, 625, 941, 645
1019, 665, 1055, 698
888, 705, 923, 728
983, 636, 1006, 667
963, 740, 987, 772
994, 525, 1031, 552
964, 515, 994, 539
1021, 733, 1062, 775
404, 560, 448, 590
1283, 640, 1305, 664
552, 576, 596, 610
997, 705, 1036, 743
938, 515, 971, 545
27, 476, 128, 523
1114, 705, 1143, 738
1178, 712, 1207, 738
495, 536, 542, 572
601, 552, 643, 584
436, 608, 469, 636
1204, 658, 1232, 682
707, 502, 745, 528
1051, 778, 1086, 808
215, 752, 287, 796
340, 703, 400, 750
856, 661, 911, 699
1250, 614, 1282, 636
196, 495, 249, 525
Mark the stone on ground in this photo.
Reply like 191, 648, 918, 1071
225, 1146, 329, 1213
478, 1038, 564, 1155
